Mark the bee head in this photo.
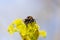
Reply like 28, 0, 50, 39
24, 16, 36, 24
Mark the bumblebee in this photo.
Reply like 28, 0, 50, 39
8, 16, 47, 40
24, 16, 36, 27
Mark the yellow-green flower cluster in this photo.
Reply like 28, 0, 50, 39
8, 18, 47, 40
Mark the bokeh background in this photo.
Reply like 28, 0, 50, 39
0, 0, 60, 40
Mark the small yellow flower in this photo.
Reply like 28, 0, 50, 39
8, 18, 47, 40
